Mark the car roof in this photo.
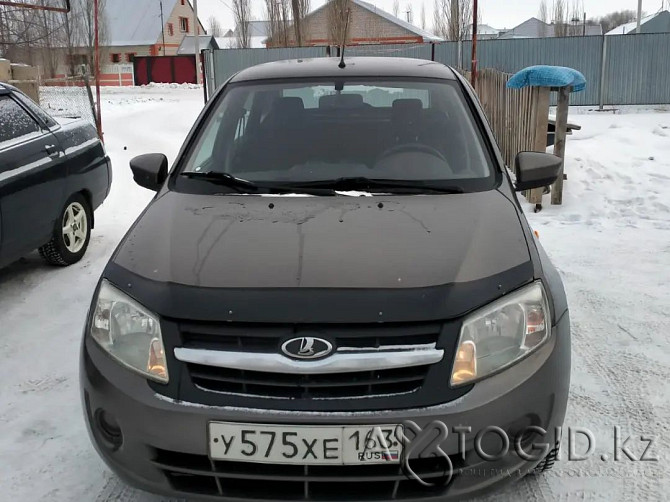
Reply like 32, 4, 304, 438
0, 82, 14, 95
230, 57, 457, 83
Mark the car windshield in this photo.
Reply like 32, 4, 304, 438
180, 78, 496, 193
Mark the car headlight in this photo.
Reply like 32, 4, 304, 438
451, 281, 550, 387
89, 279, 168, 383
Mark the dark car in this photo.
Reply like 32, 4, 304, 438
0, 83, 111, 269
81, 58, 570, 501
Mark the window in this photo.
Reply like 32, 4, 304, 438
181, 0, 185, 4
0, 96, 41, 146
12, 92, 58, 129
179, 17, 189, 33
180, 79, 496, 193
167, 23, 174, 36
126, 53, 136, 62
110, 53, 121, 63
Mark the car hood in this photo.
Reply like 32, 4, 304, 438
112, 190, 531, 290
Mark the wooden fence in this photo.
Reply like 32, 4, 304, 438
467, 69, 550, 204
471, 69, 549, 169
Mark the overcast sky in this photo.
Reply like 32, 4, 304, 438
196, 0, 663, 33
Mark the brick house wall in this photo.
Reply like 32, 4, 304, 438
297, 2, 423, 46
160, 0, 206, 56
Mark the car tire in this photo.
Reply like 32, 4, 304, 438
39, 194, 92, 266
532, 441, 560, 474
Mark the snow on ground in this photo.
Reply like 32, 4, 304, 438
0, 86, 668, 501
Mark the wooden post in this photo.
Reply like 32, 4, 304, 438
551, 85, 571, 205
526, 86, 551, 207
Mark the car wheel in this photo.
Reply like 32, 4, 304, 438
39, 194, 92, 266
532, 441, 560, 474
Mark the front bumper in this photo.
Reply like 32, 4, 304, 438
81, 312, 570, 501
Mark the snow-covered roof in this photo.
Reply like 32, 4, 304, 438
215, 36, 268, 49
354, 0, 444, 42
106, 0, 178, 46
606, 11, 668, 35
177, 36, 218, 55
498, 16, 602, 39
247, 21, 271, 37
470, 23, 501, 35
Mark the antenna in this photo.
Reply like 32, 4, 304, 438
338, 8, 351, 69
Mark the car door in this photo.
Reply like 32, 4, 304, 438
0, 92, 66, 265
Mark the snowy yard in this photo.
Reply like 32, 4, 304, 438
0, 86, 668, 501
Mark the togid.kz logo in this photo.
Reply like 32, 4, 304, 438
359, 422, 453, 486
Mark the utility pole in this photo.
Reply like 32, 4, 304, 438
193, 0, 200, 84
471, 0, 478, 87
636, 0, 642, 33
160, 1, 166, 53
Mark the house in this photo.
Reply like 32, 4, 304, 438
498, 17, 602, 39
467, 24, 501, 40
177, 35, 220, 55
102, 0, 206, 63
217, 21, 272, 49
271, 0, 442, 47
606, 10, 670, 35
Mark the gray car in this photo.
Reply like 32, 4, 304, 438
81, 57, 570, 501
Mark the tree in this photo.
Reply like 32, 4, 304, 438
567, 0, 585, 36
233, 0, 251, 48
433, 0, 472, 41
291, 0, 310, 46
0, 0, 107, 76
208, 15, 223, 37
552, 0, 567, 37
420, 3, 426, 30
328, 0, 351, 46
593, 10, 637, 33
405, 3, 413, 23
538, 0, 548, 37
266, 0, 291, 46
393, 0, 400, 17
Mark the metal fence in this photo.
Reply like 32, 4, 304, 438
39, 76, 97, 128
204, 33, 670, 106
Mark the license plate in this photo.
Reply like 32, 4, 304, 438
208, 422, 404, 465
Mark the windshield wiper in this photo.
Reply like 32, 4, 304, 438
181, 171, 337, 196
291, 177, 465, 194
181, 171, 260, 193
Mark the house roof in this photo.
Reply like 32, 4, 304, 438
470, 23, 501, 35
606, 11, 669, 35
215, 36, 268, 49
177, 35, 219, 55
246, 21, 271, 37
354, 0, 443, 42
106, 0, 178, 46
498, 17, 549, 39
499, 16, 602, 38
300, 0, 442, 43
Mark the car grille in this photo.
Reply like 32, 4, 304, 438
153, 448, 457, 500
178, 322, 442, 400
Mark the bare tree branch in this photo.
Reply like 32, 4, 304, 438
433, 0, 472, 41
328, 0, 350, 46
208, 15, 222, 37
233, 0, 251, 48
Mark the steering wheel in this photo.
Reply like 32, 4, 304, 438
375, 143, 447, 165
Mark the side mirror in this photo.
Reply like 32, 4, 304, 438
130, 154, 168, 191
514, 152, 562, 192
